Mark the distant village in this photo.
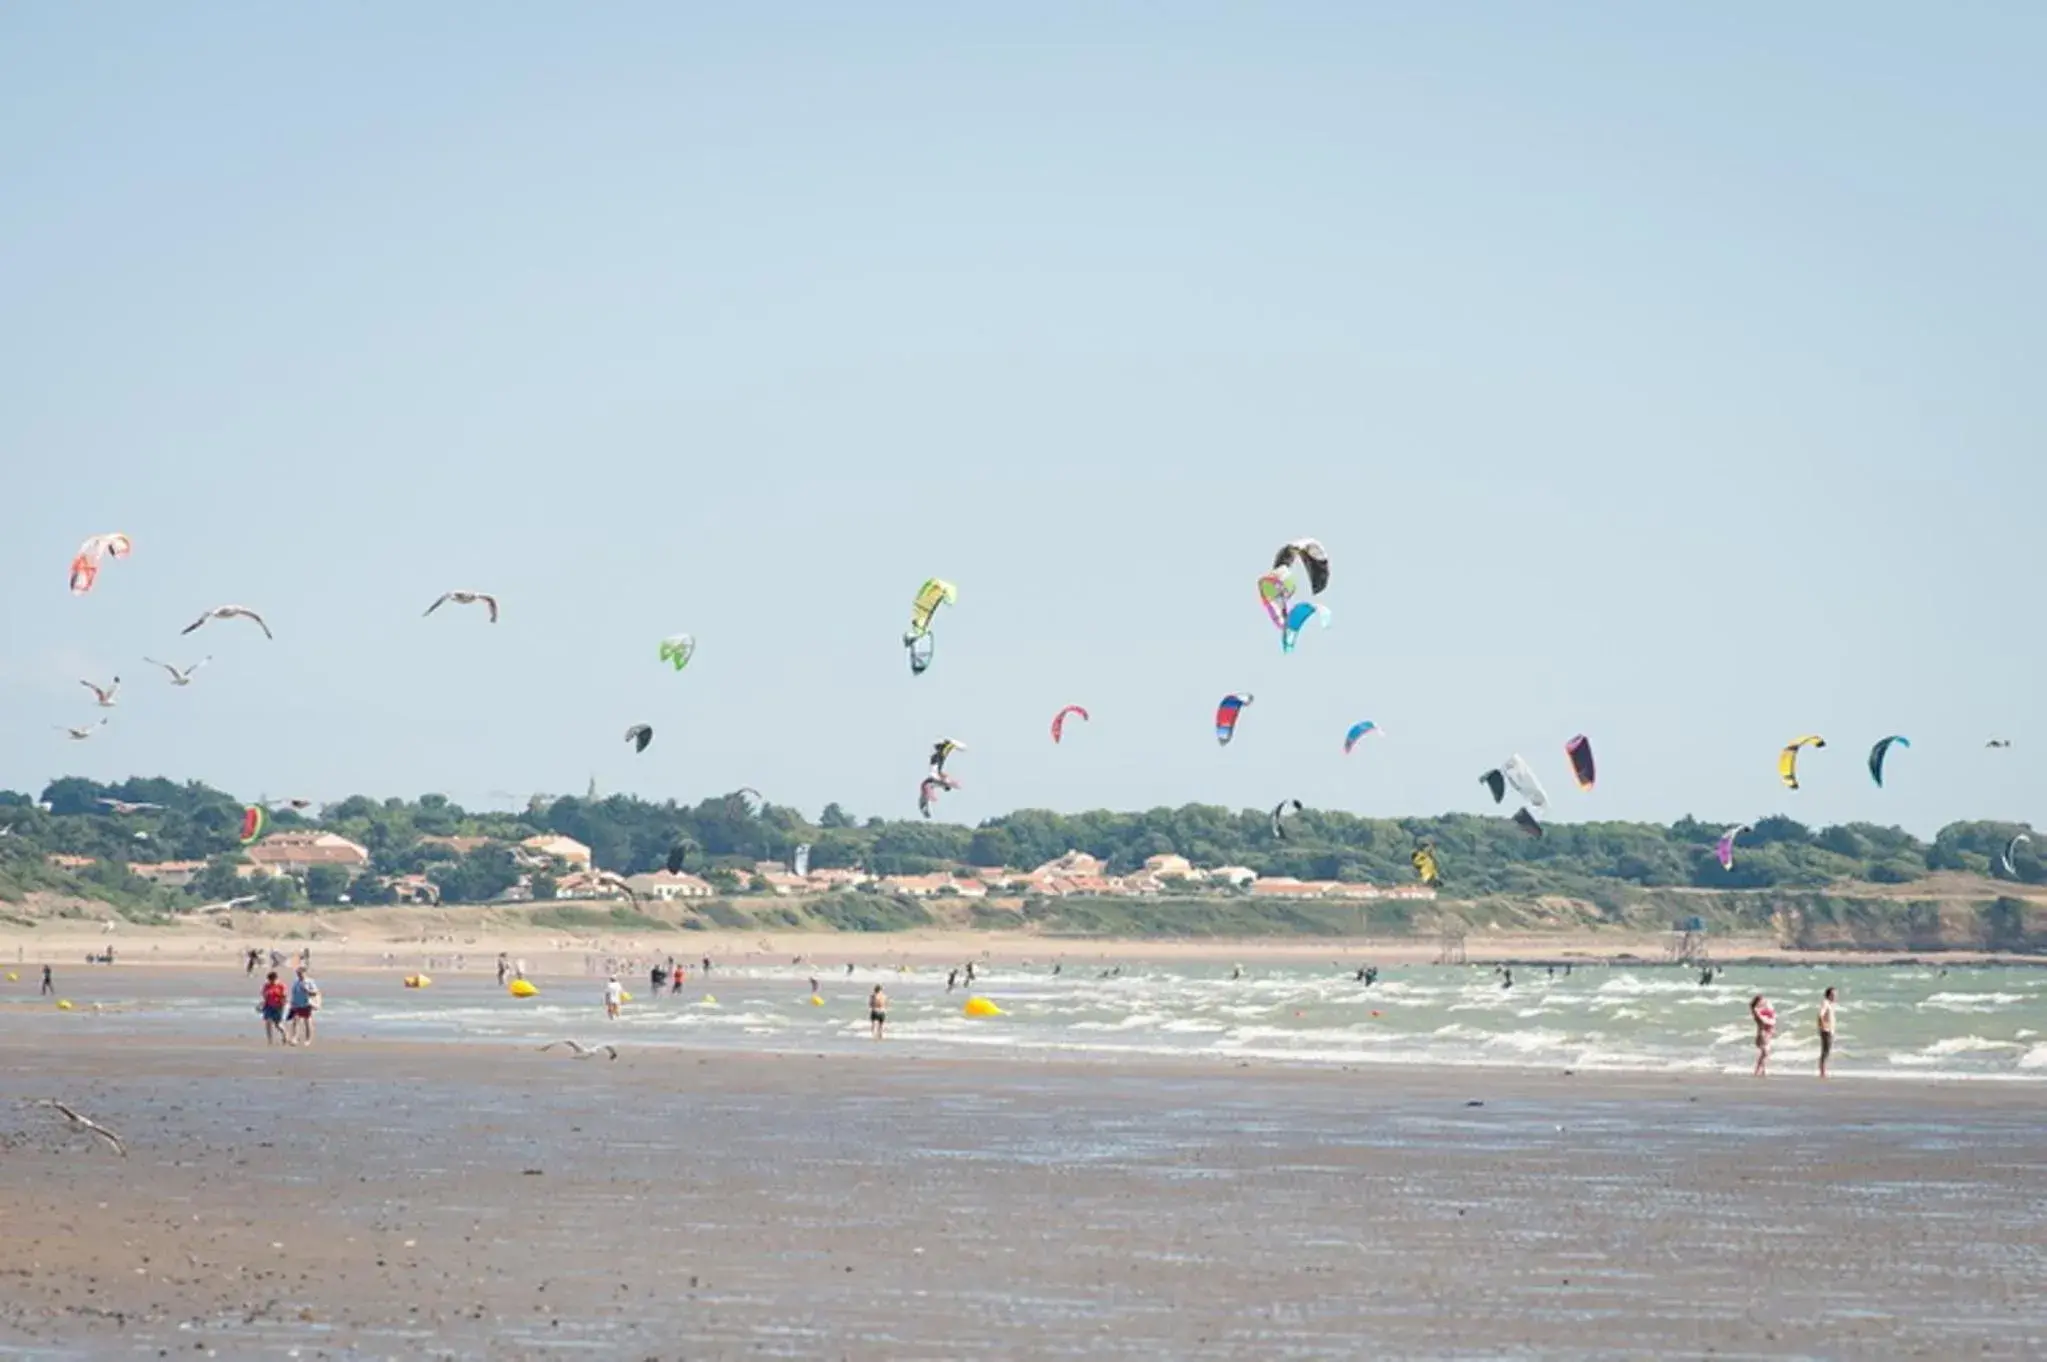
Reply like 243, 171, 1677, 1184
65, 831, 1439, 909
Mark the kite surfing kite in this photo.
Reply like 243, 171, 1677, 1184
68, 533, 131, 595
793, 844, 811, 878
1050, 705, 1089, 743
1271, 538, 1330, 594
1215, 693, 1252, 746
903, 578, 956, 674
1411, 844, 1441, 887
624, 724, 653, 754
1715, 823, 1752, 871
918, 774, 959, 819
1270, 799, 1304, 840
928, 738, 965, 778
1343, 720, 1378, 754
1987, 738, 2012, 749
1867, 735, 1909, 787
80, 677, 119, 708
1778, 735, 1825, 789
1256, 570, 1295, 630
658, 635, 695, 670
424, 590, 499, 623
1481, 756, 1548, 809
1280, 601, 1331, 654
1513, 807, 1543, 838
2001, 833, 2032, 878
1565, 735, 1595, 791
665, 841, 697, 874
182, 605, 272, 640
239, 806, 267, 845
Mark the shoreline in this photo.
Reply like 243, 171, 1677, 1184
7, 912, 2046, 976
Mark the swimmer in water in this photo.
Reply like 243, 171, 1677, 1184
869, 985, 888, 1040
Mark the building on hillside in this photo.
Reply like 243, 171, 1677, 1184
519, 834, 592, 870
552, 869, 627, 900
244, 833, 370, 877
753, 870, 811, 895
387, 874, 441, 905
45, 853, 96, 871
1142, 853, 1206, 881
1249, 876, 1319, 898
624, 870, 714, 901
1210, 866, 1258, 889
1031, 851, 1104, 879
419, 835, 494, 857
878, 873, 987, 899
129, 860, 205, 888
807, 867, 871, 889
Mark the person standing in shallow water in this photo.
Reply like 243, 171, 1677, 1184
1817, 986, 1837, 1078
869, 985, 888, 1040
40, 965, 53, 996
1750, 994, 1776, 1077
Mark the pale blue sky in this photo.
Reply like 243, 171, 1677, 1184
2, 2, 2040, 835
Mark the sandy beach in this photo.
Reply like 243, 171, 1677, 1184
9, 908, 2043, 983
3, 1030, 2044, 1360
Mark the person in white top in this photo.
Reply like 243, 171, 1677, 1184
604, 975, 624, 1020
1817, 986, 1837, 1078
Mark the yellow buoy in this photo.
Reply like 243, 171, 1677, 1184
55, 999, 74, 1011
700, 994, 718, 1007
404, 974, 432, 989
963, 996, 1003, 1018
508, 978, 539, 998
4, 971, 17, 982
809, 994, 824, 1006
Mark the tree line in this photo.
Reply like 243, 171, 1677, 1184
0, 775, 2038, 915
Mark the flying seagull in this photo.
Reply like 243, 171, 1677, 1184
143, 657, 210, 686
424, 590, 499, 623
80, 677, 120, 707
57, 719, 109, 740
30, 1100, 126, 1156
538, 1040, 619, 1060
181, 605, 272, 639
95, 798, 163, 814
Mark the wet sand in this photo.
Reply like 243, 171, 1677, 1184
3, 1035, 2044, 1359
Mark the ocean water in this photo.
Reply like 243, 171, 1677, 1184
45, 958, 2047, 1080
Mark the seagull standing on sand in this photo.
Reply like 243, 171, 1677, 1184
182, 605, 272, 639
424, 590, 499, 623
143, 657, 210, 686
80, 677, 120, 707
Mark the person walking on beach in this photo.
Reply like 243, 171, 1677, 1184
40, 965, 53, 996
496, 953, 508, 987
260, 971, 289, 1045
1750, 994, 1776, 1077
287, 966, 321, 1046
1817, 986, 1837, 1078
869, 985, 888, 1040
604, 975, 624, 1020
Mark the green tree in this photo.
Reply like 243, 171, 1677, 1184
304, 864, 350, 905
189, 857, 246, 903
260, 875, 302, 910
